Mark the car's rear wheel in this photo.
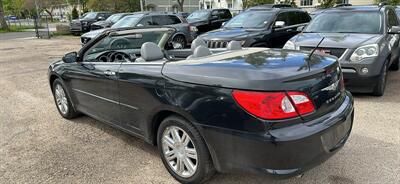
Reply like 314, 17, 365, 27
52, 79, 79, 119
157, 116, 215, 183
172, 35, 186, 49
372, 59, 389, 96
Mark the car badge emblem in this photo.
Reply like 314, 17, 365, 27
322, 80, 339, 91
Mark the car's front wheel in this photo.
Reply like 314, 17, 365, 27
52, 79, 79, 119
157, 116, 215, 183
372, 59, 389, 96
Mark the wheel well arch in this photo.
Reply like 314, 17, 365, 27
149, 110, 183, 145
49, 74, 59, 92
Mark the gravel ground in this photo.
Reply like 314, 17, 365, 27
0, 36, 399, 184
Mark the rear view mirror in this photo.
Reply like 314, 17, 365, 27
62, 52, 78, 63
274, 21, 285, 28
388, 26, 400, 34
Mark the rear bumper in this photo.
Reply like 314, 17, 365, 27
198, 92, 354, 177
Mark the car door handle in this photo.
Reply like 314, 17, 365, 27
104, 70, 116, 76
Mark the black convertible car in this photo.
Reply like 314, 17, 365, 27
48, 27, 354, 183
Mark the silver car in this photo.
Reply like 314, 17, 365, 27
284, 5, 400, 96
81, 12, 196, 49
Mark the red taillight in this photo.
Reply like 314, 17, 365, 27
232, 90, 315, 120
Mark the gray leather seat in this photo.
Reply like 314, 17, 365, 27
187, 38, 208, 59
227, 41, 242, 50
187, 46, 212, 59
136, 42, 165, 62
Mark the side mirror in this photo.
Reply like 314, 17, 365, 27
211, 15, 218, 20
297, 26, 305, 32
62, 52, 78, 63
274, 21, 285, 28
137, 23, 144, 27
97, 16, 105, 21
388, 26, 400, 34
222, 22, 226, 26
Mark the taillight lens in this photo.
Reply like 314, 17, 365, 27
232, 90, 315, 120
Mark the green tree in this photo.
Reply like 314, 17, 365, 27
243, 0, 274, 9
71, 6, 78, 19
0, 0, 9, 31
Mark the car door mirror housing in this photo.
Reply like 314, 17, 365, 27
97, 16, 105, 21
274, 21, 285, 28
62, 52, 78, 63
222, 22, 226, 26
388, 26, 400, 34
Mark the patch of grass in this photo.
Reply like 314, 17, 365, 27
0, 25, 37, 33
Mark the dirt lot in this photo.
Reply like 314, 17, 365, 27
0, 36, 399, 184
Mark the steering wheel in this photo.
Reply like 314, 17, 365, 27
96, 51, 134, 63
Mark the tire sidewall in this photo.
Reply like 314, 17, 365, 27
52, 79, 76, 118
157, 116, 210, 184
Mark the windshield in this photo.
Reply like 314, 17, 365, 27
187, 11, 210, 20
224, 11, 274, 28
106, 14, 124, 23
111, 15, 142, 28
304, 12, 382, 34
84, 31, 167, 62
82, 12, 97, 20
396, 9, 400, 18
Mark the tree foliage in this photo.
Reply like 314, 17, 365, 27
243, 0, 275, 9
0, 0, 9, 30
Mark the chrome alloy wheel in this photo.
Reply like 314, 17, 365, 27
161, 126, 198, 178
55, 84, 68, 115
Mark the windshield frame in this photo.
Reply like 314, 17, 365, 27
303, 11, 383, 34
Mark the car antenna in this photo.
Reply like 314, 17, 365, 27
307, 37, 325, 71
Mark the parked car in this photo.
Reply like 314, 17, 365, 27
90, 13, 134, 30
49, 26, 354, 183
70, 12, 112, 34
284, 5, 400, 96
187, 9, 232, 34
199, 6, 311, 48
80, 12, 195, 49
175, 12, 190, 19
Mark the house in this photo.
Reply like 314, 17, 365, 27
144, 0, 201, 12
275, 0, 375, 11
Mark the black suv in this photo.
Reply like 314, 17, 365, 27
187, 9, 232, 34
70, 12, 112, 34
199, 6, 311, 48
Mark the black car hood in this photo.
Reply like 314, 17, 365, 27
200, 28, 264, 40
162, 48, 337, 91
293, 32, 383, 49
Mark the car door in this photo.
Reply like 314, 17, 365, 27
387, 9, 400, 62
268, 12, 293, 48
117, 62, 166, 133
65, 36, 122, 124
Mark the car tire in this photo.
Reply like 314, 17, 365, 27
372, 59, 389, 96
172, 35, 186, 49
157, 115, 215, 184
389, 57, 399, 71
52, 79, 80, 119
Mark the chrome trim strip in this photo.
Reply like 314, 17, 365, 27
342, 69, 357, 73
73, 88, 138, 110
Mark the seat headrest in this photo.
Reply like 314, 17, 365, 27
191, 38, 207, 52
192, 46, 212, 58
227, 41, 242, 50
140, 42, 164, 61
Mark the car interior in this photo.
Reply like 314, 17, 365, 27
83, 29, 243, 63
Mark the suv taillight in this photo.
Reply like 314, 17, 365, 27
232, 90, 315, 120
